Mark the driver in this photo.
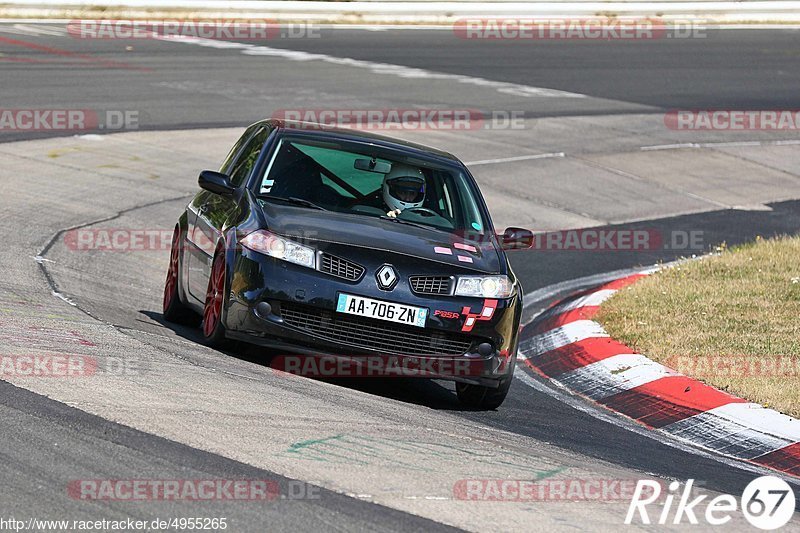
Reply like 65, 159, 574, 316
383, 164, 426, 218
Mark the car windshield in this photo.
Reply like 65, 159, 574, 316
256, 136, 489, 235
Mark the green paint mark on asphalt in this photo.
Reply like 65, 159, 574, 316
282, 434, 571, 477
283, 435, 348, 463
532, 466, 570, 481
286, 434, 346, 452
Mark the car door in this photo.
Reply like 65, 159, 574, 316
186, 125, 271, 302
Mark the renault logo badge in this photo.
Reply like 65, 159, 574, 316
375, 264, 398, 290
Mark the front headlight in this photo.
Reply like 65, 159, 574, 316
240, 230, 316, 269
455, 275, 514, 298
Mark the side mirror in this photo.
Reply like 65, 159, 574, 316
198, 170, 235, 196
501, 227, 534, 250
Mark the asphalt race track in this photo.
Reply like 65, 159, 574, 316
1, 22, 799, 531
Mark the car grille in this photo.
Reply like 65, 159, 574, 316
409, 276, 453, 295
319, 253, 364, 281
280, 303, 474, 357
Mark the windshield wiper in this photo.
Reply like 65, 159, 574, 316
379, 215, 434, 231
258, 195, 327, 211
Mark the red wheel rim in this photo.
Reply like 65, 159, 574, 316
163, 229, 180, 312
203, 253, 225, 337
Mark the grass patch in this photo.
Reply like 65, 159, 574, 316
597, 235, 800, 417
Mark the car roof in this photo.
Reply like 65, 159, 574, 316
258, 119, 462, 165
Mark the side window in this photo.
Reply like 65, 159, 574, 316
219, 125, 258, 175
228, 127, 270, 187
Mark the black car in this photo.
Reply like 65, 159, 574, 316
163, 120, 532, 408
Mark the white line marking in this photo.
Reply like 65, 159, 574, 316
731, 203, 774, 211
4, 20, 800, 30
661, 404, 800, 460
513, 368, 795, 483
51, 291, 77, 307
153, 35, 587, 99
0, 24, 49, 36
12, 23, 68, 36
241, 47, 586, 98
519, 319, 608, 357
345, 493, 373, 499
548, 288, 618, 314
0, 23, 68, 37
522, 265, 660, 311
641, 139, 800, 151
693, 403, 800, 444
557, 353, 679, 400
465, 152, 565, 166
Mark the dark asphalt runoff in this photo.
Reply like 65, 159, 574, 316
0, 380, 460, 532
1, 27, 799, 142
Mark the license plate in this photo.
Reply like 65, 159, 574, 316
336, 293, 428, 328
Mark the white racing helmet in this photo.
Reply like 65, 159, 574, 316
382, 164, 426, 212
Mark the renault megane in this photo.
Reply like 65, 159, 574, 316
162, 120, 533, 408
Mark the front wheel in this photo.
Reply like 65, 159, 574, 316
456, 374, 513, 410
202, 249, 228, 347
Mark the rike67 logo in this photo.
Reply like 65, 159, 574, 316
626, 477, 796, 530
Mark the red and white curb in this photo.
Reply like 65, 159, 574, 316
518, 269, 800, 478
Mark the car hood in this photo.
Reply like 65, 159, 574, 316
259, 202, 502, 273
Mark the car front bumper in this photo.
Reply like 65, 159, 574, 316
223, 248, 521, 385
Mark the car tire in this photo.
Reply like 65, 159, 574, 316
201, 247, 228, 347
456, 374, 513, 410
163, 226, 198, 325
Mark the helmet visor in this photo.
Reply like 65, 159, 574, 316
387, 176, 425, 204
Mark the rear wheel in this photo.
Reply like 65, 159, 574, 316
456, 374, 513, 410
202, 248, 228, 346
162, 226, 196, 324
